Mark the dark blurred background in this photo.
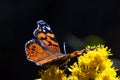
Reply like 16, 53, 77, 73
1, 0, 120, 80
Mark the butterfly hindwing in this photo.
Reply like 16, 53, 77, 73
25, 39, 65, 65
25, 39, 44, 62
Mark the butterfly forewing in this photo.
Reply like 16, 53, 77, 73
33, 20, 61, 53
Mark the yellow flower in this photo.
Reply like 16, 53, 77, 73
69, 45, 119, 80
67, 76, 78, 80
36, 66, 66, 80
35, 79, 42, 80
95, 68, 118, 80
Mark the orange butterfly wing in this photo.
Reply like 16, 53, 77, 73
25, 39, 43, 62
33, 20, 61, 53
25, 20, 65, 66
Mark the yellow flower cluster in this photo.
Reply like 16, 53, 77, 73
69, 45, 119, 80
36, 45, 120, 80
36, 66, 66, 80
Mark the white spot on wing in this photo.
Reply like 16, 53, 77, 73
46, 25, 51, 31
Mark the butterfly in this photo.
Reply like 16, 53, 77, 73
25, 20, 84, 67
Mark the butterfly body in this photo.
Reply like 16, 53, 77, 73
25, 20, 83, 66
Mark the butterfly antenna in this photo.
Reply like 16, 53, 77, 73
63, 42, 67, 55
